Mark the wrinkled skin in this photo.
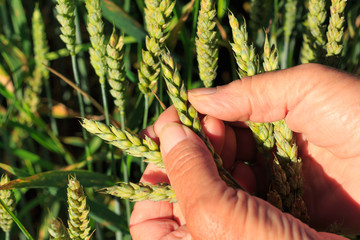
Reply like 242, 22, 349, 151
130, 64, 360, 240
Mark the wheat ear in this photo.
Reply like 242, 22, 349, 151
229, 14, 274, 153
300, 0, 327, 63
196, 0, 218, 88
85, 0, 107, 84
106, 28, 127, 115
81, 119, 163, 168
326, 0, 347, 56
161, 51, 245, 190
228, 12, 258, 78
67, 175, 91, 240
55, 0, 76, 56
48, 218, 70, 240
0, 174, 16, 233
138, 0, 175, 95
273, 120, 309, 223
100, 182, 176, 203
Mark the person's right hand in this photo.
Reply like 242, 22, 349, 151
188, 63, 360, 233
130, 63, 360, 239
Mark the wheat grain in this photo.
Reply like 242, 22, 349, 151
196, 0, 218, 88
67, 175, 91, 240
81, 119, 164, 168
100, 182, 176, 203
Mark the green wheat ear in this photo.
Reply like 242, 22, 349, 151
67, 175, 91, 240
138, 0, 175, 95
106, 28, 127, 114
228, 11, 258, 78
0, 174, 16, 233
326, 0, 347, 57
300, 0, 327, 63
100, 182, 176, 203
161, 51, 245, 190
196, 0, 219, 88
55, 0, 76, 55
48, 218, 70, 240
85, 0, 107, 84
81, 118, 164, 168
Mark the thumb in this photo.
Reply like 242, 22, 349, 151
158, 122, 227, 218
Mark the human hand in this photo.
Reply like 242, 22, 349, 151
130, 64, 360, 239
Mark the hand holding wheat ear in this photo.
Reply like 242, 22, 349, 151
131, 64, 360, 239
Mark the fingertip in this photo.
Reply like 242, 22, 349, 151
202, 115, 225, 154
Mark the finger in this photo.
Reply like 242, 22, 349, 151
231, 161, 256, 194
188, 64, 322, 124
156, 122, 227, 226
234, 127, 257, 163
130, 164, 172, 225
201, 115, 225, 154
130, 219, 179, 240
220, 125, 237, 169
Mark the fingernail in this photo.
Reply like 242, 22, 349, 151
159, 123, 188, 155
189, 87, 217, 96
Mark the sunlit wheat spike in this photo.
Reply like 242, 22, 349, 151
48, 218, 70, 240
161, 51, 245, 190
0, 174, 16, 233
248, 122, 275, 152
81, 119, 164, 168
100, 182, 176, 203
55, 0, 76, 56
263, 34, 279, 73
229, 12, 257, 78
67, 175, 91, 240
196, 0, 219, 88
85, 0, 107, 83
300, 0, 327, 63
138, 0, 175, 95
326, 0, 347, 56
106, 28, 127, 114
273, 119, 309, 222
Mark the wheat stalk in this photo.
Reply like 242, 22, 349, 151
106, 28, 127, 115
81, 119, 164, 168
85, 0, 107, 84
0, 174, 16, 233
300, 0, 327, 63
161, 51, 245, 190
48, 218, 70, 240
326, 0, 347, 56
55, 0, 76, 56
138, 0, 175, 95
100, 182, 176, 203
67, 175, 91, 240
196, 0, 218, 88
